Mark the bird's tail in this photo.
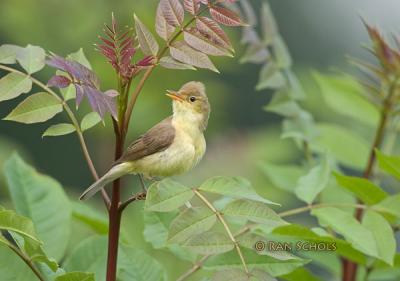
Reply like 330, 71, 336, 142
79, 162, 132, 201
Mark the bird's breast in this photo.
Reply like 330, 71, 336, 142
133, 124, 205, 177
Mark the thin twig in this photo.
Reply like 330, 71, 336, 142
119, 191, 147, 212
176, 255, 209, 281
2, 236, 45, 281
193, 189, 249, 274
176, 202, 372, 281
0, 64, 111, 208
123, 3, 215, 132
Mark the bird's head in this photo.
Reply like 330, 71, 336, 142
166, 81, 210, 131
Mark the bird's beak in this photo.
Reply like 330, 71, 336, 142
166, 90, 184, 102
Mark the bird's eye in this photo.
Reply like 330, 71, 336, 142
189, 96, 196, 102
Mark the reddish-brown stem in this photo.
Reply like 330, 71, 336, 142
106, 130, 124, 281
342, 82, 396, 281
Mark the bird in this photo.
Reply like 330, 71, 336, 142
79, 81, 210, 200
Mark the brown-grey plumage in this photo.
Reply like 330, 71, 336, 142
115, 117, 175, 164
80, 81, 210, 201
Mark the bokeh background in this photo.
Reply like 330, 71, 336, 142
1, 0, 399, 280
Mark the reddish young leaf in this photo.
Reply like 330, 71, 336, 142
184, 28, 232, 56
183, 0, 200, 15
82, 86, 117, 119
160, 0, 184, 27
137, 56, 155, 67
155, 3, 176, 41
170, 41, 219, 72
363, 22, 400, 73
196, 17, 233, 51
210, 6, 243, 26
134, 14, 159, 56
47, 75, 72, 88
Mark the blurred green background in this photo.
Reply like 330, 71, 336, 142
1, 0, 399, 280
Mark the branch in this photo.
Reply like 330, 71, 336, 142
123, 3, 215, 133
1, 234, 46, 281
176, 224, 251, 281
0, 65, 111, 209
176, 202, 372, 281
118, 191, 147, 212
193, 189, 249, 274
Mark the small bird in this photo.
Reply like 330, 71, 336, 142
80, 81, 210, 200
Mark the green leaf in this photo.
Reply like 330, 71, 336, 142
199, 176, 279, 205
24, 237, 59, 272
0, 243, 38, 281
81, 112, 102, 132
281, 111, 317, 141
376, 150, 400, 181
3, 92, 62, 124
280, 268, 322, 281
272, 224, 366, 264
134, 14, 159, 56
311, 123, 369, 170
0, 210, 40, 243
0, 72, 32, 102
259, 162, 304, 193
222, 199, 286, 227
168, 207, 216, 244
334, 173, 388, 205
118, 246, 167, 281
143, 211, 197, 262
59, 84, 76, 101
362, 210, 396, 265
0, 44, 17, 64
374, 194, 400, 218
204, 248, 308, 277
295, 155, 330, 204
42, 123, 76, 137
143, 211, 176, 249
183, 232, 234, 255
64, 236, 107, 281
67, 48, 92, 69
311, 207, 378, 257
11, 44, 46, 74
55, 272, 95, 281
4, 153, 71, 260
238, 233, 299, 261
263, 92, 303, 118
72, 202, 108, 234
260, 2, 277, 44
256, 63, 285, 91
313, 72, 379, 126
272, 36, 292, 69
212, 268, 276, 281
145, 179, 194, 212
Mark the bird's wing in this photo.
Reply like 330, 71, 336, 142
115, 116, 175, 163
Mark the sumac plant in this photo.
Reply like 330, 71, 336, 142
0, 1, 399, 281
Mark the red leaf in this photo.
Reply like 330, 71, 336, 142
137, 55, 155, 66
47, 75, 72, 88
160, 0, 184, 27
183, 0, 200, 15
184, 28, 232, 56
99, 37, 115, 48
363, 21, 400, 72
210, 6, 243, 26
155, 3, 176, 41
196, 17, 232, 51
170, 41, 219, 72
